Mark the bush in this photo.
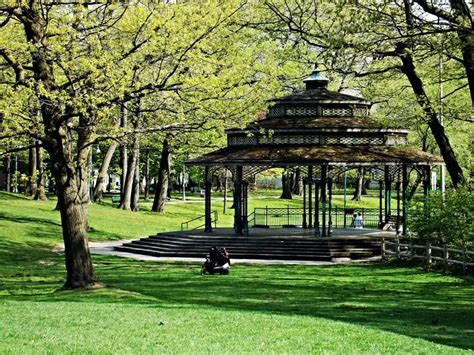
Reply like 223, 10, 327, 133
409, 187, 473, 248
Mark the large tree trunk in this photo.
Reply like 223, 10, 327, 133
54, 168, 95, 288
33, 146, 47, 200
93, 141, 118, 202
27, 142, 37, 196
280, 168, 292, 199
152, 138, 170, 212
4, 155, 11, 192
397, 42, 465, 186
352, 167, 365, 201
291, 168, 302, 195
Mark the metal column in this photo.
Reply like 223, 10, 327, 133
234, 166, 243, 235
328, 176, 333, 237
384, 166, 391, 224
308, 166, 313, 228
321, 165, 327, 237
402, 165, 409, 236
315, 181, 320, 237
302, 180, 307, 228
378, 180, 383, 229
204, 166, 212, 233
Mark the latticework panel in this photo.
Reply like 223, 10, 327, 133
228, 135, 258, 146
286, 106, 319, 116
353, 107, 369, 116
267, 106, 285, 117
321, 107, 352, 117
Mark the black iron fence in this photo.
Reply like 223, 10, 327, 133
250, 206, 399, 229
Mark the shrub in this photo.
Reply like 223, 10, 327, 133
409, 187, 473, 248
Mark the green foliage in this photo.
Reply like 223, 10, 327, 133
409, 187, 474, 247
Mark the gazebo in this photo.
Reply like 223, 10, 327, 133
187, 71, 444, 237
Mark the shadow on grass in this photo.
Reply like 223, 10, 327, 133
95, 258, 474, 350
3, 248, 472, 350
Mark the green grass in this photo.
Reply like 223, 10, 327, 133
0, 191, 473, 353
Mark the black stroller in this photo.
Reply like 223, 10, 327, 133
201, 246, 231, 275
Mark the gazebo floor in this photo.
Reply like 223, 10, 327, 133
114, 228, 396, 262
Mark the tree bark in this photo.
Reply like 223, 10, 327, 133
33, 146, 47, 200
55, 168, 95, 288
352, 167, 365, 201
119, 104, 128, 202
280, 168, 292, 199
152, 138, 171, 212
291, 168, 302, 195
144, 150, 150, 200
119, 140, 139, 210
4, 155, 11, 192
27, 142, 37, 196
93, 141, 118, 202
131, 143, 140, 212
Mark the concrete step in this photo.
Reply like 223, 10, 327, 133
114, 245, 333, 261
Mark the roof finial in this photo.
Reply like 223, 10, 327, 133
303, 66, 329, 90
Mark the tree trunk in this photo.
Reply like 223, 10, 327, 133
55, 170, 95, 288
408, 171, 422, 201
131, 143, 140, 212
33, 147, 47, 200
152, 138, 170, 212
93, 141, 118, 202
119, 140, 138, 210
280, 168, 292, 199
4, 155, 11, 192
144, 150, 150, 200
352, 167, 365, 201
27, 142, 37, 196
398, 45, 465, 186
291, 168, 302, 195
119, 104, 128, 202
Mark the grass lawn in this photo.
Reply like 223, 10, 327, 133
0, 191, 473, 353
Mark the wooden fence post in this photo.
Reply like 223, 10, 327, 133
463, 247, 467, 273
409, 241, 414, 261
443, 244, 449, 268
381, 237, 386, 260
396, 237, 400, 260
426, 242, 432, 268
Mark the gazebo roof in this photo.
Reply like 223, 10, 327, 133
226, 117, 408, 133
272, 88, 371, 106
188, 145, 444, 166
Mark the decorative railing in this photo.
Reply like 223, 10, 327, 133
250, 207, 399, 229
181, 211, 218, 231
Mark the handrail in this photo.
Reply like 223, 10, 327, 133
181, 210, 218, 231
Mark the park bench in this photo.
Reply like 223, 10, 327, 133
111, 195, 121, 203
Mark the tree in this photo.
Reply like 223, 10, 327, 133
0, 1, 298, 287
